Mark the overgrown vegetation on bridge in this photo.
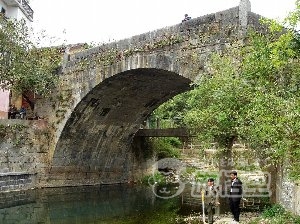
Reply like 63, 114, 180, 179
152, 2, 300, 181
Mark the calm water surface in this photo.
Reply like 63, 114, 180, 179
0, 184, 184, 224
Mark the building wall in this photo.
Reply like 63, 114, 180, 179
6, 6, 28, 22
0, 1, 10, 119
0, 0, 32, 23
0, 0, 7, 13
0, 89, 10, 119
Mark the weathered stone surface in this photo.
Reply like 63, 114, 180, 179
41, 4, 260, 188
2, 2, 260, 189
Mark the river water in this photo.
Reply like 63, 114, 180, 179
0, 184, 186, 224
0, 183, 265, 224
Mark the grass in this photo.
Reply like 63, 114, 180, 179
249, 204, 300, 224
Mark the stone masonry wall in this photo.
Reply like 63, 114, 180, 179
0, 119, 51, 190
0, 173, 36, 192
277, 166, 300, 215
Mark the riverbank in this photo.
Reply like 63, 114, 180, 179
179, 211, 260, 223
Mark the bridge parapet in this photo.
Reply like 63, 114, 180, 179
62, 3, 260, 75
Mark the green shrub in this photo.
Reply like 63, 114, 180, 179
262, 204, 285, 218
248, 204, 300, 224
151, 137, 181, 159
165, 137, 182, 147
194, 171, 218, 183
140, 172, 166, 185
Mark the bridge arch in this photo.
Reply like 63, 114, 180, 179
51, 68, 192, 185
46, 2, 260, 186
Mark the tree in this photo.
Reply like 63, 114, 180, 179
152, 93, 191, 128
152, 1, 300, 203
238, 8, 300, 182
0, 15, 62, 110
153, 50, 251, 198
183, 51, 251, 195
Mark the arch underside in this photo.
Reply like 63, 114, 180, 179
50, 68, 192, 186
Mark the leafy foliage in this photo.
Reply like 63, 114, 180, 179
152, 93, 191, 128
140, 171, 166, 185
249, 204, 300, 224
262, 204, 286, 218
149, 137, 181, 160
193, 171, 218, 183
0, 15, 62, 97
151, 1, 300, 180
183, 52, 249, 148
238, 14, 300, 177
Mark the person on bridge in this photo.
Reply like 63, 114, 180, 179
182, 14, 191, 22
8, 104, 17, 119
19, 106, 26, 119
229, 171, 243, 223
204, 178, 220, 224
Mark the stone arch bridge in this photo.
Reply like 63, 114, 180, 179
41, 0, 261, 187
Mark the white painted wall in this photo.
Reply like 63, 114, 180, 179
0, 0, 32, 23
7, 6, 30, 23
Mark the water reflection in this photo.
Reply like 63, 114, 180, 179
0, 184, 178, 224
0, 183, 266, 224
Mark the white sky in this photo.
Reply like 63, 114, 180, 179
29, 0, 296, 46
